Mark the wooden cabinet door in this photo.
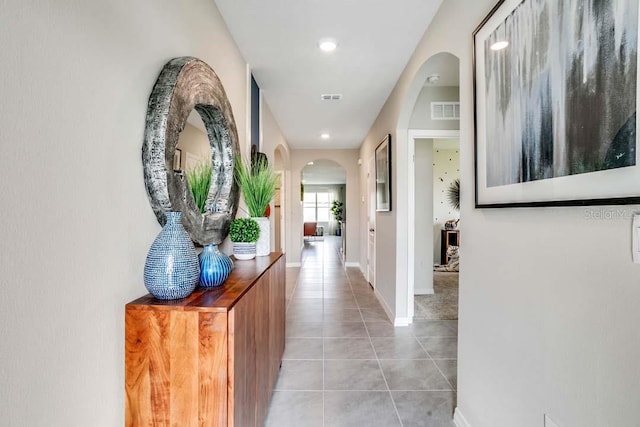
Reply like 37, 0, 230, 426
125, 310, 228, 427
254, 275, 271, 424
229, 286, 258, 427
269, 257, 286, 391
229, 257, 285, 427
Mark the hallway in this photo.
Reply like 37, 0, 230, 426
266, 237, 458, 427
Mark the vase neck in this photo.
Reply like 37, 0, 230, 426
165, 211, 182, 224
203, 243, 218, 251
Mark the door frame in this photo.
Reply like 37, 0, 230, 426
407, 129, 460, 318
276, 170, 286, 253
367, 154, 376, 288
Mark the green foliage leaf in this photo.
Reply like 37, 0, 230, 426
234, 156, 278, 217
185, 161, 212, 214
229, 217, 261, 242
330, 200, 344, 222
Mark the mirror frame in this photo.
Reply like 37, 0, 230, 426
142, 57, 240, 245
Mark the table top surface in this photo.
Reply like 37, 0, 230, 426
127, 252, 283, 312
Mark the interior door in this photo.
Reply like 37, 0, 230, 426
367, 155, 376, 288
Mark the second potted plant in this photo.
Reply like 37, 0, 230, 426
229, 217, 260, 260
234, 156, 278, 256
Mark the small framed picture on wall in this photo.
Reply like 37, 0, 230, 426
375, 134, 392, 212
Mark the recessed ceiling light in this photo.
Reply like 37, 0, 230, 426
307, 161, 314, 165
319, 38, 337, 52
320, 133, 331, 140
490, 41, 509, 51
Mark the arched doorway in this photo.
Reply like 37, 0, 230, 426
273, 144, 290, 254
301, 159, 347, 260
396, 52, 461, 323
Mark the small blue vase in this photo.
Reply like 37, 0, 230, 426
144, 211, 199, 300
199, 244, 233, 287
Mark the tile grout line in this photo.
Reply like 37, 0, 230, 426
287, 238, 440, 426
278, 239, 458, 425
347, 264, 405, 427
414, 332, 456, 392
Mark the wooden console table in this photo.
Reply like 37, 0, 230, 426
125, 252, 285, 427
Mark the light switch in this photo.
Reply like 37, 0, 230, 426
633, 214, 640, 264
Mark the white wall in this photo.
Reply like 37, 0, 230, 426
258, 100, 291, 254
359, 0, 640, 426
0, 1, 249, 425
176, 123, 211, 170
409, 86, 460, 130
359, 130, 399, 320
288, 149, 360, 266
414, 139, 434, 295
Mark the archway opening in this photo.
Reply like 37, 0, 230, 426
392, 51, 461, 325
301, 159, 347, 259
273, 145, 288, 253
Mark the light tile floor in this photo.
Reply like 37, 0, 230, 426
266, 237, 458, 427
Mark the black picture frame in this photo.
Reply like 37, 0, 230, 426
473, 0, 640, 208
375, 134, 392, 212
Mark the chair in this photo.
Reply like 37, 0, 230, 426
303, 222, 317, 241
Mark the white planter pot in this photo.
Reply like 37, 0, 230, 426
233, 242, 256, 260
253, 217, 270, 257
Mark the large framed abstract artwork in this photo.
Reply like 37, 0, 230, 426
473, 0, 640, 207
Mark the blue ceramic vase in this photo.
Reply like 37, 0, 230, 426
144, 211, 199, 300
199, 244, 234, 287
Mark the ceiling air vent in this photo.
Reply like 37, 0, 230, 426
321, 94, 342, 101
431, 102, 460, 120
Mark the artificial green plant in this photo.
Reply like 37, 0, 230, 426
234, 156, 278, 217
185, 161, 212, 214
229, 217, 260, 243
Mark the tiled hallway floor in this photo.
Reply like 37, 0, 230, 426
266, 237, 458, 427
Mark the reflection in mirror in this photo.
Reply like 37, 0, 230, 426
176, 111, 213, 215
177, 111, 212, 173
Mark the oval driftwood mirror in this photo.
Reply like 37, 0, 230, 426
142, 56, 240, 245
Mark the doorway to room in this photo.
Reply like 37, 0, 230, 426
367, 154, 376, 289
273, 145, 288, 254
300, 159, 347, 262
413, 135, 460, 321
401, 52, 461, 322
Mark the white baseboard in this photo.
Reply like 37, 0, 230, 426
414, 287, 435, 295
373, 289, 394, 323
286, 262, 301, 268
371, 290, 412, 326
454, 408, 471, 427
393, 317, 412, 326
345, 262, 360, 268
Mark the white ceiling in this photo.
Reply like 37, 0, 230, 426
213, 0, 444, 149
